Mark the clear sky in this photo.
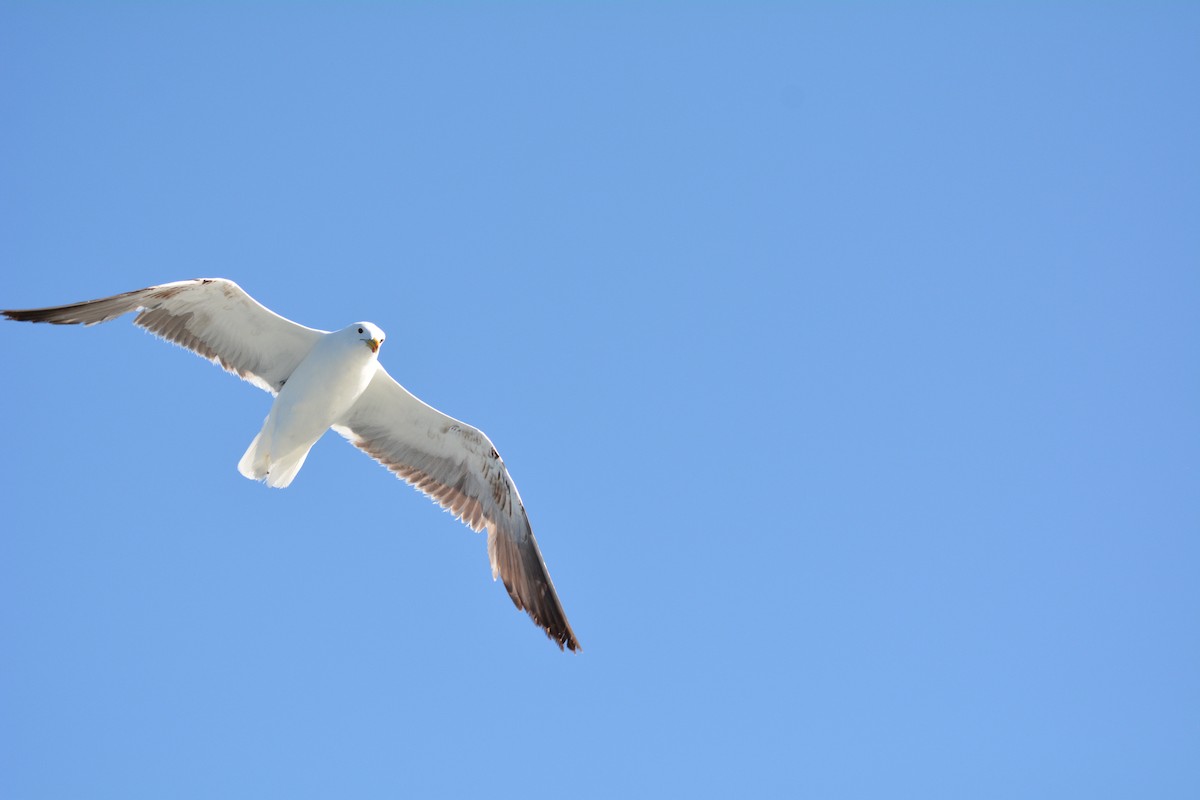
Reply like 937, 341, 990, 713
1, 3, 1197, 798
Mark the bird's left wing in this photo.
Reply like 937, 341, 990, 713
332, 364, 580, 652
2, 278, 324, 394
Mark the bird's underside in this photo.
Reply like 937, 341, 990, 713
3, 278, 579, 652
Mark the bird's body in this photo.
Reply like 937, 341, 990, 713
239, 322, 384, 488
3, 279, 579, 652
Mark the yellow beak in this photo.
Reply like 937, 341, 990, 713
366, 338, 380, 353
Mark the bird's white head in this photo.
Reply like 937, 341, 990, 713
346, 321, 386, 354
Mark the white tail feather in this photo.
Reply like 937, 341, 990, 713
263, 446, 311, 488
238, 429, 270, 481
237, 422, 312, 488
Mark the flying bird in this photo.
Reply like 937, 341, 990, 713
3, 278, 579, 652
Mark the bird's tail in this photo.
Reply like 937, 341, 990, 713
262, 446, 311, 488
237, 426, 271, 483
237, 422, 311, 489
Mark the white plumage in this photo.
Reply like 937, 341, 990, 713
3, 278, 579, 651
239, 321, 386, 488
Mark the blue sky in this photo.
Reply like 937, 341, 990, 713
1, 3, 1197, 797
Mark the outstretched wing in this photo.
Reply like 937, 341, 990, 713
2, 278, 324, 394
333, 364, 580, 652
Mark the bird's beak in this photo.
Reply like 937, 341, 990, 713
366, 338, 380, 353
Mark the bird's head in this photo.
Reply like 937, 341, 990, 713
347, 322, 385, 354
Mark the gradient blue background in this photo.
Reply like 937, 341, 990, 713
2, 4, 1197, 797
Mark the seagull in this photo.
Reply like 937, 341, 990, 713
3, 278, 579, 652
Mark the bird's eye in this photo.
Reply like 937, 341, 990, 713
358, 327, 364, 334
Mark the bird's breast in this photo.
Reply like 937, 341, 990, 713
272, 343, 376, 430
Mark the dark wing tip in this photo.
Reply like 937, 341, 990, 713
532, 596, 581, 654
521, 601, 580, 653
3, 306, 82, 324
520, 605, 581, 653
494, 528, 581, 653
2, 286, 159, 326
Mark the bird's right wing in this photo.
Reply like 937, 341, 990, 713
2, 278, 325, 394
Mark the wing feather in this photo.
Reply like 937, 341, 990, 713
2, 278, 323, 393
333, 365, 580, 652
